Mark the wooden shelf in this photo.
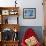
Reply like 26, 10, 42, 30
0, 24, 19, 32
0, 7, 19, 10
2, 40, 19, 42
1, 40, 19, 46
0, 7, 19, 46
0, 7, 19, 16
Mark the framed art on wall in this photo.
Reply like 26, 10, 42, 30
23, 8, 36, 19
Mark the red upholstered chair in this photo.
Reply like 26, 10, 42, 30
21, 28, 41, 46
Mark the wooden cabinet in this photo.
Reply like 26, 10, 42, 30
0, 7, 19, 46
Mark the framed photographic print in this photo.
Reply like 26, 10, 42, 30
23, 8, 36, 19
2, 10, 9, 15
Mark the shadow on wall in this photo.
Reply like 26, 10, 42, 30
18, 26, 44, 44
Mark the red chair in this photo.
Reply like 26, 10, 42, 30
21, 28, 41, 46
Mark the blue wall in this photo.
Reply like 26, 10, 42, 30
18, 26, 44, 44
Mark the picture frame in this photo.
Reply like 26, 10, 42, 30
2, 10, 9, 15
23, 8, 36, 19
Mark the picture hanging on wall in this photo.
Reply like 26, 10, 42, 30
23, 8, 36, 19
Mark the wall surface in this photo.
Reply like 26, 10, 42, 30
18, 0, 44, 26
0, 0, 44, 26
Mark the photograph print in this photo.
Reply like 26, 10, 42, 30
23, 8, 36, 19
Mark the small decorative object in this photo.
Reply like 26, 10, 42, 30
15, 0, 17, 7
14, 28, 17, 32
10, 10, 15, 15
2, 16, 8, 24
5, 18, 8, 24
25, 36, 38, 46
23, 8, 36, 19
2, 10, 9, 15
2, 28, 13, 41
13, 32, 18, 41
9, 10, 18, 15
